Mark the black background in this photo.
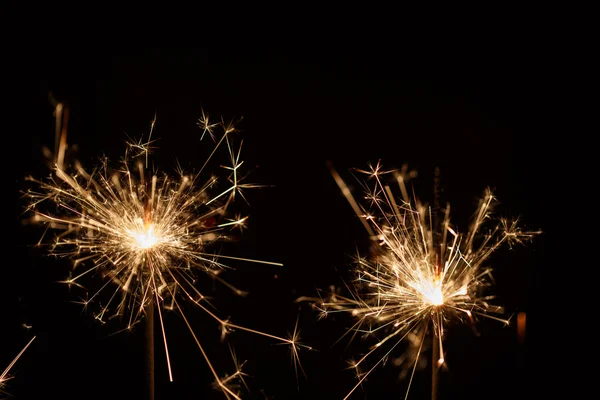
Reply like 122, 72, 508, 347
7, 48, 546, 400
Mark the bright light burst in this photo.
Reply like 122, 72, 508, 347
23, 107, 308, 399
300, 162, 540, 399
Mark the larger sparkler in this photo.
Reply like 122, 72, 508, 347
300, 162, 539, 399
24, 106, 306, 399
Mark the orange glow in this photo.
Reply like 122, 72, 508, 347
517, 312, 526, 344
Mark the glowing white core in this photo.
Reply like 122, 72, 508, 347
426, 285, 444, 306
134, 225, 158, 249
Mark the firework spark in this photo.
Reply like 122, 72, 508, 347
1, 336, 36, 397
299, 162, 539, 399
23, 106, 308, 399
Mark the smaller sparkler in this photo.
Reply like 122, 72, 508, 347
299, 161, 540, 399
1, 336, 36, 397
24, 105, 309, 399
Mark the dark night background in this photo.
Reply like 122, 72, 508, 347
6, 49, 547, 400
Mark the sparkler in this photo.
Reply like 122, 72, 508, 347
23, 104, 308, 399
1, 336, 36, 398
299, 162, 540, 399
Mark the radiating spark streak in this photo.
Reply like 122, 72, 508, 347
344, 324, 420, 400
328, 161, 375, 238
403, 325, 429, 400
145, 113, 157, 168
1, 336, 36, 392
150, 269, 173, 382
53, 102, 68, 171
24, 109, 302, 397
198, 124, 233, 177
301, 162, 540, 399
202, 254, 284, 266
217, 217, 248, 228
174, 300, 242, 400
